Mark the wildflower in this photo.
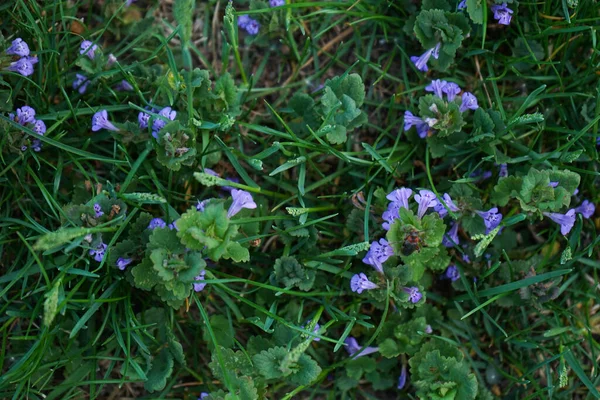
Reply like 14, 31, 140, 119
574, 200, 595, 219
91, 110, 120, 132
107, 54, 117, 66
434, 193, 459, 218
476, 207, 503, 234
459, 92, 478, 112
404, 286, 422, 303
462, 253, 470, 263
125, 0, 135, 6
20, 145, 28, 152
548, 181, 559, 188
89, 242, 107, 262
6, 38, 30, 57
7, 56, 36, 76
499, 163, 508, 178
481, 171, 493, 180
193, 270, 207, 292
73, 73, 91, 94
228, 189, 257, 218
31, 139, 42, 152
115, 80, 133, 91
362, 238, 394, 273
491, 3, 514, 25
382, 201, 401, 230
301, 322, 321, 342
397, 364, 408, 390
93, 203, 104, 218
573, 188, 579, 196
199, 393, 209, 400
148, 218, 167, 230
543, 209, 576, 235
443, 82, 462, 101
16, 106, 36, 125
425, 324, 433, 334
444, 265, 460, 282
403, 111, 429, 138
152, 106, 176, 134
344, 336, 379, 358
270, 0, 285, 6
410, 43, 441, 72
414, 189, 438, 218
458, 0, 467, 9
245, 19, 260, 35
350, 272, 379, 294
116, 257, 132, 270
425, 79, 447, 98
222, 176, 240, 193
138, 109, 152, 129
386, 187, 413, 210
80, 40, 98, 59
196, 199, 212, 212
238, 15, 251, 29
442, 222, 460, 247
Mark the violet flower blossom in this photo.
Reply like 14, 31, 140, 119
16, 106, 35, 125
382, 201, 401, 230
362, 238, 394, 273
270, 0, 285, 6
193, 270, 207, 292
6, 38, 30, 57
148, 218, 167, 230
443, 82, 462, 101
80, 40, 98, 59
350, 273, 379, 294
116, 257, 132, 270
6, 56, 37, 76
543, 209, 576, 235
344, 336, 379, 358
499, 163, 508, 178
410, 43, 440, 72
476, 207, 503, 234
414, 190, 438, 218
444, 265, 460, 282
491, 3, 514, 25
574, 200, 595, 219
152, 106, 176, 136
93, 203, 104, 218
32, 120, 46, 135
91, 110, 119, 132
73, 73, 91, 94
433, 193, 459, 218
425, 79, 447, 98
459, 92, 479, 112
89, 242, 107, 262
404, 286, 423, 303
397, 364, 408, 389
386, 187, 413, 210
227, 189, 257, 218
403, 111, 429, 138
442, 222, 460, 247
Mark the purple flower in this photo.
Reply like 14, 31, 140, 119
6, 38, 30, 57
152, 106, 176, 133
444, 265, 460, 282
148, 218, 167, 230
434, 193, 459, 218
107, 54, 117, 66
91, 110, 119, 132
403, 111, 429, 138
575, 200, 595, 219
458, 0, 467, 9
222, 176, 240, 193
196, 199, 212, 212
301, 322, 321, 342
138, 109, 152, 129
125, 0, 135, 6
442, 82, 462, 101
459, 92, 478, 112
238, 15, 251, 29
270, 0, 285, 6
397, 364, 408, 390
80, 40, 98, 59
16, 106, 36, 125
93, 203, 104, 218
116, 257, 132, 270
228, 189, 257, 218
543, 209, 576, 235
362, 238, 394, 273
386, 187, 413, 210
32, 139, 42, 152
350, 273, 379, 294
425, 324, 432, 334
245, 19, 260, 35
462, 253, 471, 263
442, 222, 460, 247
193, 270, 207, 292
476, 207, 503, 234
199, 393, 209, 399
73, 73, 91, 94
499, 163, 508, 178
20, 145, 28, 152
548, 181, 559, 188
414, 190, 438, 218
404, 286, 422, 303
491, 3, 514, 25
89, 242, 107, 262
425, 79, 447, 98
344, 336, 379, 358
115, 80, 133, 91
382, 201, 401, 230
573, 188, 579, 196
410, 43, 441, 72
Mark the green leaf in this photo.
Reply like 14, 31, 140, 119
346, 357, 377, 380
34, 227, 96, 251
286, 353, 322, 385
422, 213, 446, 247
225, 241, 250, 262
419, 95, 465, 137
43, 279, 62, 327
144, 348, 174, 392
131, 258, 162, 291
322, 124, 347, 145
253, 347, 287, 380
378, 338, 402, 358
273, 256, 315, 291
491, 176, 523, 206
466, 0, 484, 24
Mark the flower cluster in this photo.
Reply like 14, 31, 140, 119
544, 198, 595, 236
4, 38, 38, 77
89, 242, 107, 262
9, 105, 47, 152
238, 15, 260, 35
138, 106, 177, 139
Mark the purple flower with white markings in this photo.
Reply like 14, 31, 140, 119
459, 92, 478, 112
148, 218, 167, 230
425, 79, 447, 98
228, 189, 257, 218
386, 187, 413, 210
548, 181, 559, 188
574, 200, 595, 219
16, 106, 36, 125
245, 19, 260, 35
270, 0, 285, 6
414, 189, 438, 218
444, 265, 460, 282
404, 286, 422, 303
382, 201, 401, 230
397, 364, 408, 389
80, 40, 98, 59
6, 56, 37, 76
491, 3, 514, 25
138, 109, 152, 129
193, 270, 207, 292
362, 238, 394, 273
410, 43, 440, 72
543, 209, 576, 235
115, 80, 133, 91
350, 272, 379, 294
344, 336, 379, 358
73, 73, 91, 94
107, 54, 117, 66
116, 257, 132, 271
442, 222, 460, 247
32, 139, 42, 152
476, 207, 503, 234
93, 203, 104, 218
442, 82, 462, 101
152, 106, 176, 133
425, 324, 433, 334
91, 110, 119, 132
89, 242, 107, 262
6, 38, 30, 57
499, 163, 508, 178
33, 120, 46, 135
238, 15, 251, 29
403, 111, 428, 138
434, 193, 459, 218
196, 199, 212, 212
